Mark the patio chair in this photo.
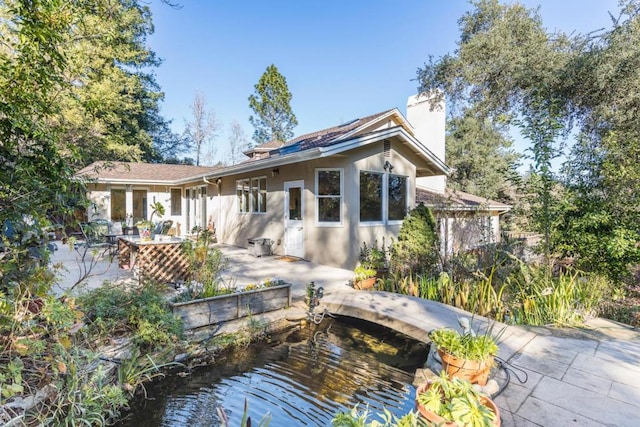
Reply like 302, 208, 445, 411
79, 221, 109, 248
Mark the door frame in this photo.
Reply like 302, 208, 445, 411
283, 180, 304, 258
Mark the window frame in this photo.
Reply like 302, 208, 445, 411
170, 187, 182, 216
236, 178, 250, 213
237, 176, 268, 214
387, 173, 409, 224
358, 170, 385, 226
315, 168, 344, 227
250, 176, 267, 213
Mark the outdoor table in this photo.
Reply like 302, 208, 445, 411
117, 236, 190, 283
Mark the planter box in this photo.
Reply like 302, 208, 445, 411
171, 283, 292, 330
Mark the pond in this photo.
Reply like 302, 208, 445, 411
116, 317, 429, 426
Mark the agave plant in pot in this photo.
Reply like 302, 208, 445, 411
353, 265, 377, 290
416, 370, 500, 427
429, 324, 499, 386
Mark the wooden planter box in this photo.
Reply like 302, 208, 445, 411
171, 283, 292, 330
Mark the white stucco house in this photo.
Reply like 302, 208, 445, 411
77, 94, 510, 269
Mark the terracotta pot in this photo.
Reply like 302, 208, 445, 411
438, 348, 493, 386
415, 383, 501, 427
354, 277, 376, 290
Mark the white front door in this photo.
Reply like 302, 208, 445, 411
284, 180, 304, 258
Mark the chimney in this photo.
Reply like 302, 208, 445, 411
406, 92, 446, 194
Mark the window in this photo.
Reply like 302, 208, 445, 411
316, 169, 342, 223
110, 189, 126, 221
360, 171, 383, 222
236, 179, 250, 213
170, 188, 182, 216
251, 177, 267, 213
388, 174, 407, 221
237, 177, 267, 213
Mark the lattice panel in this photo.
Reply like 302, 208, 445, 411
118, 239, 131, 269
136, 242, 190, 283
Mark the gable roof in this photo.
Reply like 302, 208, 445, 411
213, 108, 447, 179
416, 187, 511, 213
76, 161, 217, 184
76, 105, 449, 185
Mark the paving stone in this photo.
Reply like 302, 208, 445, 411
507, 413, 544, 427
531, 376, 640, 425
609, 381, 640, 408
572, 352, 640, 388
517, 396, 608, 427
562, 366, 613, 395
520, 334, 597, 363
509, 351, 569, 380
494, 381, 532, 415
595, 339, 640, 367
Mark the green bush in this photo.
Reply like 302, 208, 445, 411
78, 282, 183, 350
390, 203, 439, 277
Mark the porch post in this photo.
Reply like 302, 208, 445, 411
125, 185, 133, 224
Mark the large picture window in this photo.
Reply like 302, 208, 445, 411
359, 171, 383, 222
316, 169, 342, 223
388, 174, 408, 221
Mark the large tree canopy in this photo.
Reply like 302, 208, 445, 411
445, 108, 520, 202
419, 0, 640, 281
248, 64, 298, 145
51, 0, 173, 166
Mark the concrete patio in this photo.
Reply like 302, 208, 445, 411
51, 243, 640, 426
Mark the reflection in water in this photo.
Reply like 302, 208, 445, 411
116, 318, 428, 426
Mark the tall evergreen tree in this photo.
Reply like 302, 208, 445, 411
248, 64, 298, 145
445, 108, 520, 202
51, 0, 170, 166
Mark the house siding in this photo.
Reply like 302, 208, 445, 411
214, 137, 423, 269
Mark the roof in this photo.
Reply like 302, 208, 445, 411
416, 187, 511, 213
76, 161, 218, 184
243, 110, 393, 161
77, 105, 449, 184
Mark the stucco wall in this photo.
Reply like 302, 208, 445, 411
215, 137, 429, 269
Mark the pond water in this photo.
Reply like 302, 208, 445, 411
116, 317, 429, 426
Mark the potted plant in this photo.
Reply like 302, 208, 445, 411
429, 326, 499, 386
136, 201, 165, 241
353, 265, 377, 290
416, 371, 500, 427
359, 240, 388, 279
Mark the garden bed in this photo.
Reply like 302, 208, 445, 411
171, 283, 292, 330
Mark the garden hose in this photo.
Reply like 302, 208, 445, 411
492, 356, 529, 398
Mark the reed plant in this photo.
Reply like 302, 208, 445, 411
506, 264, 610, 326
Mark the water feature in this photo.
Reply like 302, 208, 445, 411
116, 317, 429, 426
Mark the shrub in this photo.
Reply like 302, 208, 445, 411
389, 203, 439, 277
78, 281, 183, 350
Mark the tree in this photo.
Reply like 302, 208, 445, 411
248, 64, 298, 145
390, 204, 439, 277
227, 120, 250, 165
51, 0, 169, 166
183, 92, 220, 166
445, 108, 520, 202
417, 0, 640, 282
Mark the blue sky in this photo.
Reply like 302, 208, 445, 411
147, 0, 619, 164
